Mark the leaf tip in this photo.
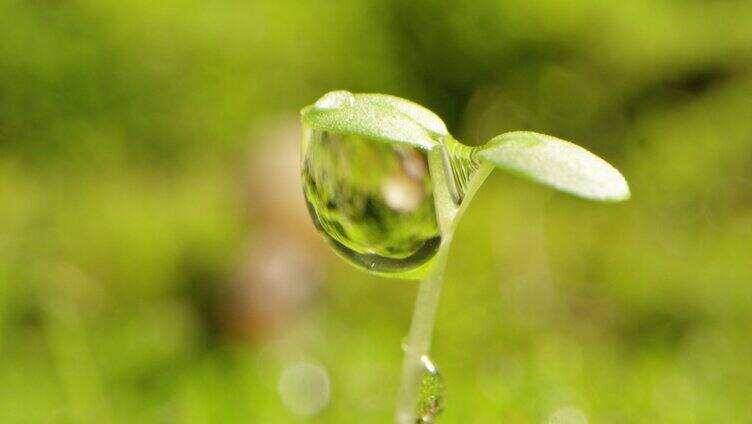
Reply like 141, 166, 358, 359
478, 131, 632, 203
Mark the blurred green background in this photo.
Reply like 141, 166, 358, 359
1, 0, 752, 422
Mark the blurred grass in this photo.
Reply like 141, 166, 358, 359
1, 0, 752, 422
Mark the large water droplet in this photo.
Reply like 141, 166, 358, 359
302, 128, 441, 277
416, 355, 445, 423
301, 125, 485, 278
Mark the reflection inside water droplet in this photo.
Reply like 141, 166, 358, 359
416, 355, 445, 423
301, 125, 482, 277
302, 128, 441, 277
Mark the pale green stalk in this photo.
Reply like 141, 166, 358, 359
301, 90, 630, 423
394, 147, 492, 424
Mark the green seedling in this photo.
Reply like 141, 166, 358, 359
300, 90, 629, 423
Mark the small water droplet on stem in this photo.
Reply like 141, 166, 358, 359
416, 355, 445, 423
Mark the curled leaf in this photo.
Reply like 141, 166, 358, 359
301, 91, 445, 150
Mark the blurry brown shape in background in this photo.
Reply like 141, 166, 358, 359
220, 117, 325, 343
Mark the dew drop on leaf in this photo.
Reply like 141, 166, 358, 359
301, 128, 441, 277
416, 355, 445, 423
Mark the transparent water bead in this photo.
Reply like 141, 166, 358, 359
301, 127, 480, 277
416, 355, 445, 423
302, 128, 440, 276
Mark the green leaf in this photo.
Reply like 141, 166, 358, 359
356, 94, 448, 136
478, 131, 630, 202
300, 91, 443, 149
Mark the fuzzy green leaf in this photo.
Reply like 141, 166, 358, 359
356, 94, 448, 137
478, 131, 630, 202
301, 91, 442, 149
